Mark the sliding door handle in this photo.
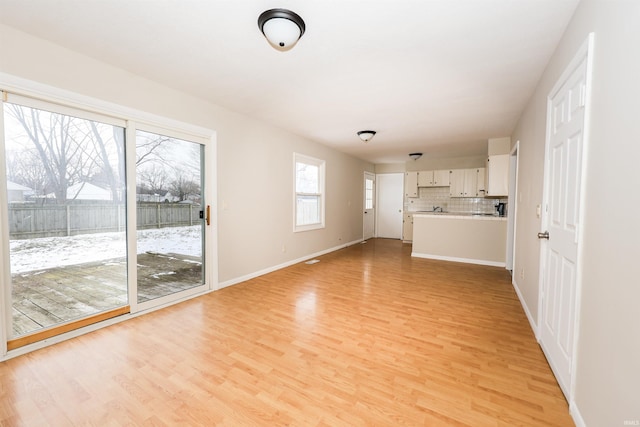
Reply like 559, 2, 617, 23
206, 205, 210, 226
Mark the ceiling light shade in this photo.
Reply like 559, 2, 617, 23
358, 130, 376, 142
258, 9, 306, 51
409, 152, 423, 161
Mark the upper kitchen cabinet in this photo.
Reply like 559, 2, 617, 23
477, 167, 486, 196
417, 170, 450, 187
450, 168, 485, 198
405, 171, 418, 198
485, 154, 509, 197
433, 170, 450, 187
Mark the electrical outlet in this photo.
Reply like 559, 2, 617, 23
281, 244, 286, 253
520, 268, 525, 280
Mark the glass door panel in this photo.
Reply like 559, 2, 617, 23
135, 130, 204, 303
3, 102, 128, 343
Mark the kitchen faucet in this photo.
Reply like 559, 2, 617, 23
432, 206, 443, 212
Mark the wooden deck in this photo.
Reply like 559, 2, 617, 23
10, 253, 202, 337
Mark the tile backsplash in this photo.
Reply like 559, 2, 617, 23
405, 187, 508, 215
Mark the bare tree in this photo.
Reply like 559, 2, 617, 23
5, 148, 50, 196
169, 174, 200, 202
5, 104, 114, 203
138, 164, 169, 195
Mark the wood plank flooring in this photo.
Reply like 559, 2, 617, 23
0, 239, 574, 426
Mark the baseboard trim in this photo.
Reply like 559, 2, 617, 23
511, 277, 538, 337
411, 252, 505, 268
570, 400, 586, 427
217, 238, 363, 289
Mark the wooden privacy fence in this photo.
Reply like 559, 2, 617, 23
8, 203, 201, 239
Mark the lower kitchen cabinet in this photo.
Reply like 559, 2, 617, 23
402, 213, 413, 242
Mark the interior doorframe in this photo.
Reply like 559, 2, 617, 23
537, 33, 594, 404
506, 141, 519, 272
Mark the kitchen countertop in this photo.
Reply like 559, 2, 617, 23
411, 211, 507, 221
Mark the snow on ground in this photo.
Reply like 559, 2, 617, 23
10, 226, 202, 274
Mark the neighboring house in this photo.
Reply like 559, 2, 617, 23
6, 181, 33, 203
136, 191, 179, 203
46, 182, 112, 201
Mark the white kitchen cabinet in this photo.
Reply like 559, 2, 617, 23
402, 213, 413, 242
449, 169, 465, 197
476, 167, 486, 196
450, 168, 485, 198
417, 170, 432, 187
405, 171, 418, 198
463, 169, 478, 197
418, 170, 450, 187
433, 169, 450, 186
486, 154, 509, 196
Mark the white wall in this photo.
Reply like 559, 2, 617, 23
0, 25, 373, 285
510, 0, 640, 424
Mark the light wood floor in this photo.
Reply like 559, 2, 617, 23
0, 239, 573, 426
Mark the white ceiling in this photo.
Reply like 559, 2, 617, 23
0, 0, 580, 164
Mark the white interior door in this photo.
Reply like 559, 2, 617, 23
538, 37, 592, 399
363, 172, 375, 240
375, 173, 403, 239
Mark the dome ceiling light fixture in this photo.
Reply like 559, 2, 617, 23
357, 130, 376, 143
409, 152, 423, 161
258, 9, 306, 51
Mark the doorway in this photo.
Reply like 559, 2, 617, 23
363, 172, 375, 240
375, 173, 403, 239
538, 34, 593, 400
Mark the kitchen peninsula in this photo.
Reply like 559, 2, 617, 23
412, 213, 507, 267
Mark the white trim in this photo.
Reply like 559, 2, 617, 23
363, 171, 375, 240
205, 134, 219, 292
0, 72, 219, 355
537, 33, 594, 403
569, 401, 587, 427
506, 141, 519, 271
218, 238, 363, 289
0, 72, 213, 139
410, 252, 506, 268
511, 277, 538, 337
293, 152, 326, 233
569, 31, 595, 406
0, 99, 9, 356
125, 122, 139, 312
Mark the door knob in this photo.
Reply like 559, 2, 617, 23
537, 231, 549, 239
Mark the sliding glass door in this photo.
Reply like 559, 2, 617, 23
135, 129, 206, 306
2, 98, 128, 347
1, 95, 212, 350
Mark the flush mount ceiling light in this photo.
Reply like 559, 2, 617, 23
258, 9, 306, 51
357, 130, 376, 143
409, 152, 423, 161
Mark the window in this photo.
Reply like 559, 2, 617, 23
294, 153, 325, 232
365, 177, 374, 210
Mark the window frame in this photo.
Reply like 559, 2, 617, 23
293, 153, 325, 233
0, 77, 218, 357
